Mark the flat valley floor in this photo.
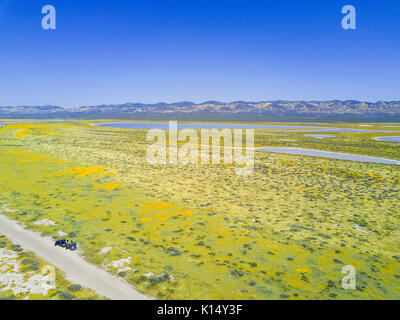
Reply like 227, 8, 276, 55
0, 120, 399, 299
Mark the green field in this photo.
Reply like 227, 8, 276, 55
0, 120, 399, 299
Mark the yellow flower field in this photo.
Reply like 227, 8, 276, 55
0, 121, 399, 299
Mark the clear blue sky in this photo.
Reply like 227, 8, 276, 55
0, 0, 399, 107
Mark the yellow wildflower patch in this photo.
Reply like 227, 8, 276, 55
143, 202, 175, 210
93, 182, 121, 190
10, 124, 58, 139
57, 166, 113, 177
15, 128, 33, 139
282, 160, 295, 166
295, 267, 311, 273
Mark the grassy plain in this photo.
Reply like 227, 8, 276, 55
0, 120, 399, 299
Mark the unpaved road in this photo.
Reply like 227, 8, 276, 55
0, 213, 151, 300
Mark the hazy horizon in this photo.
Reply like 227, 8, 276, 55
3, 98, 400, 110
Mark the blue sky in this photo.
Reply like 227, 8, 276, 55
0, 0, 399, 107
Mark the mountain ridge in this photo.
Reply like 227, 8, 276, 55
1, 101, 400, 120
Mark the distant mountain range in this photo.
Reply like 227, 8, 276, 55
1, 101, 400, 121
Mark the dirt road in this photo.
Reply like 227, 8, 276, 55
0, 213, 151, 300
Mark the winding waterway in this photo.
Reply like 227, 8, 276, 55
375, 136, 400, 143
94, 122, 398, 133
94, 122, 400, 165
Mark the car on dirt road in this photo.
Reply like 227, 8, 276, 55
55, 239, 77, 251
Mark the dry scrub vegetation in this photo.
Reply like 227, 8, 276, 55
0, 121, 399, 299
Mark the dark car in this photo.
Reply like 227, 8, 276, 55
55, 239, 77, 251
55, 239, 67, 247
66, 242, 77, 251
